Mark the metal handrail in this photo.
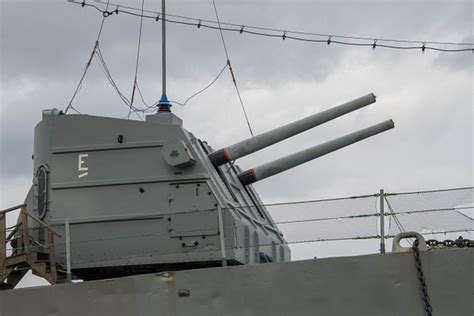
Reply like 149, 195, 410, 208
1, 204, 65, 287
1, 204, 61, 237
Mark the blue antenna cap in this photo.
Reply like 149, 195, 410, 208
158, 93, 171, 112
159, 93, 170, 105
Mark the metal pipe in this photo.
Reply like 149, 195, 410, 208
209, 93, 377, 166
380, 189, 386, 254
238, 119, 394, 185
65, 219, 72, 283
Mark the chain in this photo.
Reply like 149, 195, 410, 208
412, 239, 433, 316
413, 236, 472, 315
426, 236, 474, 248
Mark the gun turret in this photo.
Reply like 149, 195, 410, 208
209, 93, 377, 166
238, 119, 394, 185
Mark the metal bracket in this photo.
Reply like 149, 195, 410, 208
392, 232, 427, 252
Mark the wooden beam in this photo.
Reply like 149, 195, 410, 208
0, 204, 26, 215
20, 210, 30, 257
20, 209, 61, 237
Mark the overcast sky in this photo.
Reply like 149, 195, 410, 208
0, 0, 472, 287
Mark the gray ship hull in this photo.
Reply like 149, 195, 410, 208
1, 247, 472, 316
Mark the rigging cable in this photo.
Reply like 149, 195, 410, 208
65, 0, 112, 114
134, 62, 229, 112
129, 6, 230, 113
212, 0, 254, 136
67, 0, 474, 53
95, 44, 144, 120
128, 0, 146, 119
384, 196, 406, 234
168, 62, 228, 107
131, 62, 229, 114
135, 82, 151, 108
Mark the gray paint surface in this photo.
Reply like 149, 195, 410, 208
1, 248, 472, 316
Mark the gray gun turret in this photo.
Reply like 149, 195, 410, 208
238, 120, 394, 185
209, 93, 376, 166
10, 92, 394, 283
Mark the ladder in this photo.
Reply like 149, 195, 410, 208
0, 204, 67, 290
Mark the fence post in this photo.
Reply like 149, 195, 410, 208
65, 219, 72, 283
380, 189, 386, 254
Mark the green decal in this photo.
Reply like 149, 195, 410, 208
170, 150, 180, 158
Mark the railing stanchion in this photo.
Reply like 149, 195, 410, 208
380, 189, 386, 254
65, 219, 72, 283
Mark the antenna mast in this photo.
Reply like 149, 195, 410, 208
158, 0, 171, 112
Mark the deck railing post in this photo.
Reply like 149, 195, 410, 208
65, 219, 72, 283
380, 189, 386, 254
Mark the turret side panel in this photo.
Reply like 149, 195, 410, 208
31, 115, 228, 271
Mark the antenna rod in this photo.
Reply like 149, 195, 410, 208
158, 0, 171, 112
161, 0, 166, 96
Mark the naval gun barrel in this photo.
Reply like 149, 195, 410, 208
238, 119, 394, 186
209, 93, 377, 166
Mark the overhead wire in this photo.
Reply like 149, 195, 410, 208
76, 0, 474, 46
64, 0, 472, 117
67, 0, 474, 53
